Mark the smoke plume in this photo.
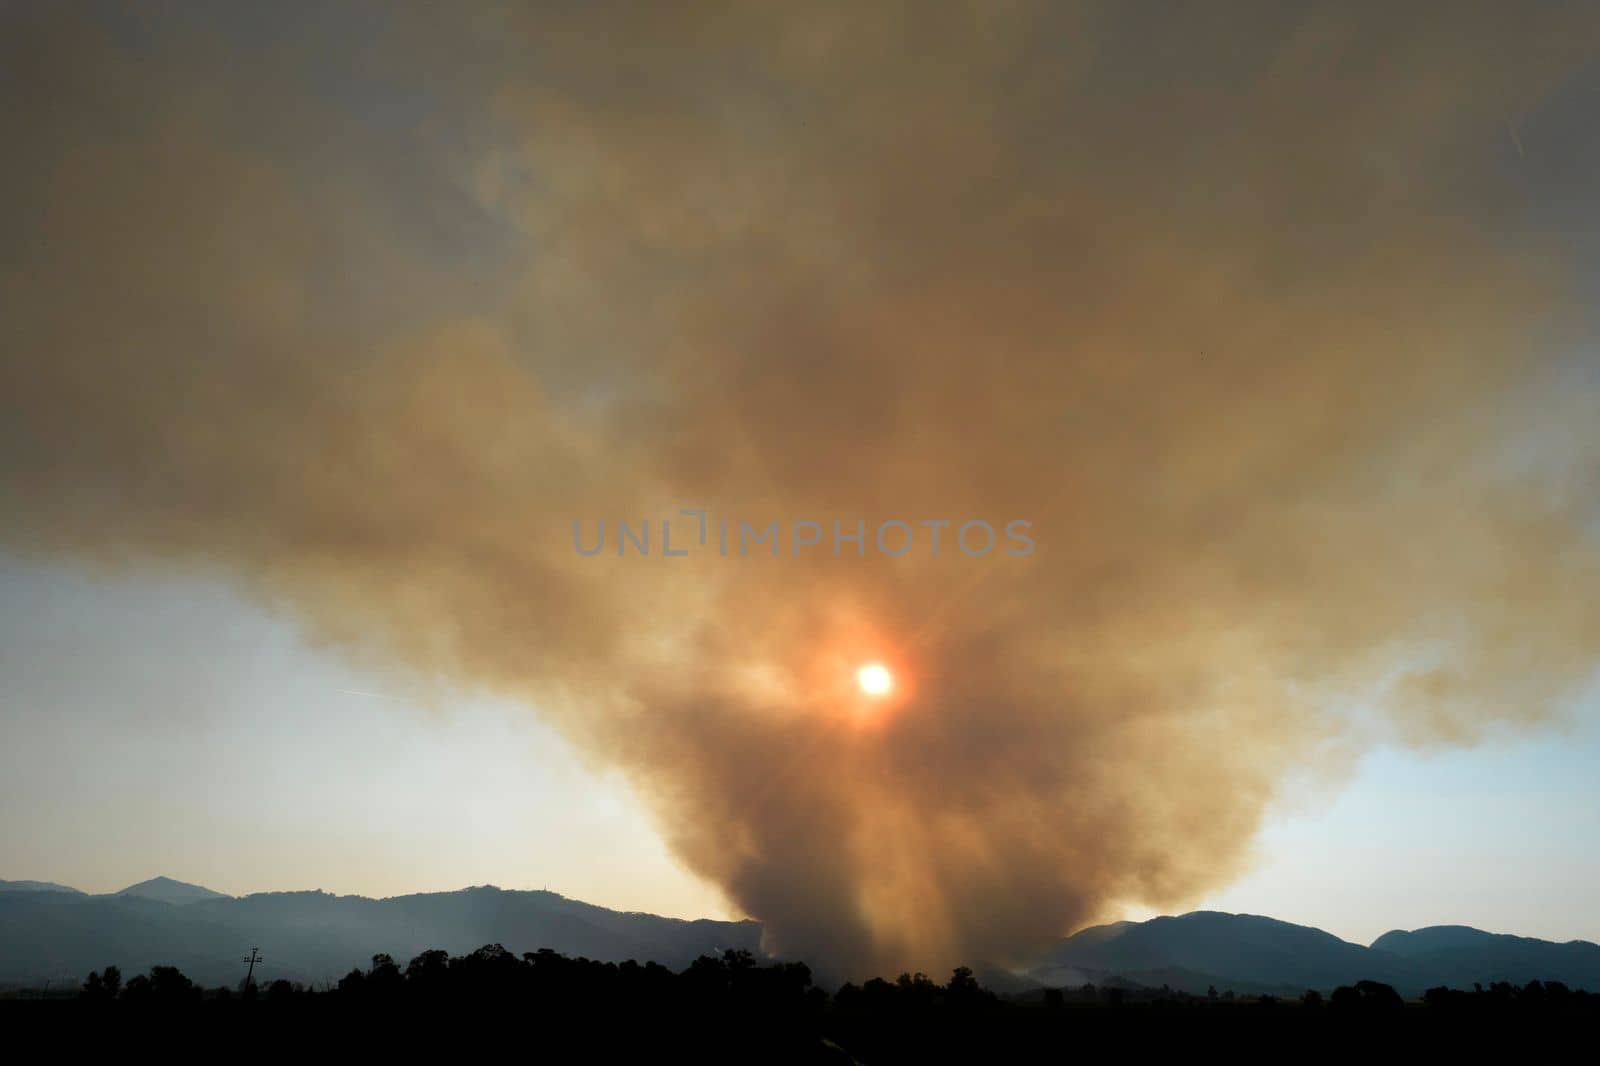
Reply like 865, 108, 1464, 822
3, 2, 1598, 975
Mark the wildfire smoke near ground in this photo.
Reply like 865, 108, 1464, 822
2, 2, 1599, 981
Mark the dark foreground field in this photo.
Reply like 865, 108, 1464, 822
5, 946, 1596, 1060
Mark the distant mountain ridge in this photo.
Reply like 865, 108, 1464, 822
0, 876, 230, 903
114, 875, 231, 904
0, 881, 762, 987
1031, 911, 1600, 997
1370, 924, 1600, 991
0, 879, 84, 896
2, 880, 1596, 995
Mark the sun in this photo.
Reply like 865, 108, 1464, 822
856, 662, 893, 697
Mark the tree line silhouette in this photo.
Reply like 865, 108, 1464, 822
36, 946, 1600, 1058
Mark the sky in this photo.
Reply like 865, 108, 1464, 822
5, 551, 1599, 948
0, 555, 715, 920
3, 2, 1600, 977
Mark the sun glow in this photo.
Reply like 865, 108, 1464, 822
857, 662, 893, 697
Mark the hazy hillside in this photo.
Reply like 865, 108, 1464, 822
0, 880, 83, 895
0, 883, 762, 988
1035, 912, 1414, 994
114, 876, 231, 905
1373, 925, 1600, 991
1032, 912, 1600, 996
5, 884, 1596, 997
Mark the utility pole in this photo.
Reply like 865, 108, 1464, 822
242, 947, 263, 991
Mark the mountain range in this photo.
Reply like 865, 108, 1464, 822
0, 875, 228, 903
1028, 910, 1600, 997
0, 879, 761, 988
3, 878, 1597, 996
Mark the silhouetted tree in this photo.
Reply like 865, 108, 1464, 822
1330, 980, 1403, 1011
119, 965, 198, 1003
81, 965, 122, 1001
948, 967, 978, 996
367, 952, 403, 996
406, 948, 450, 994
